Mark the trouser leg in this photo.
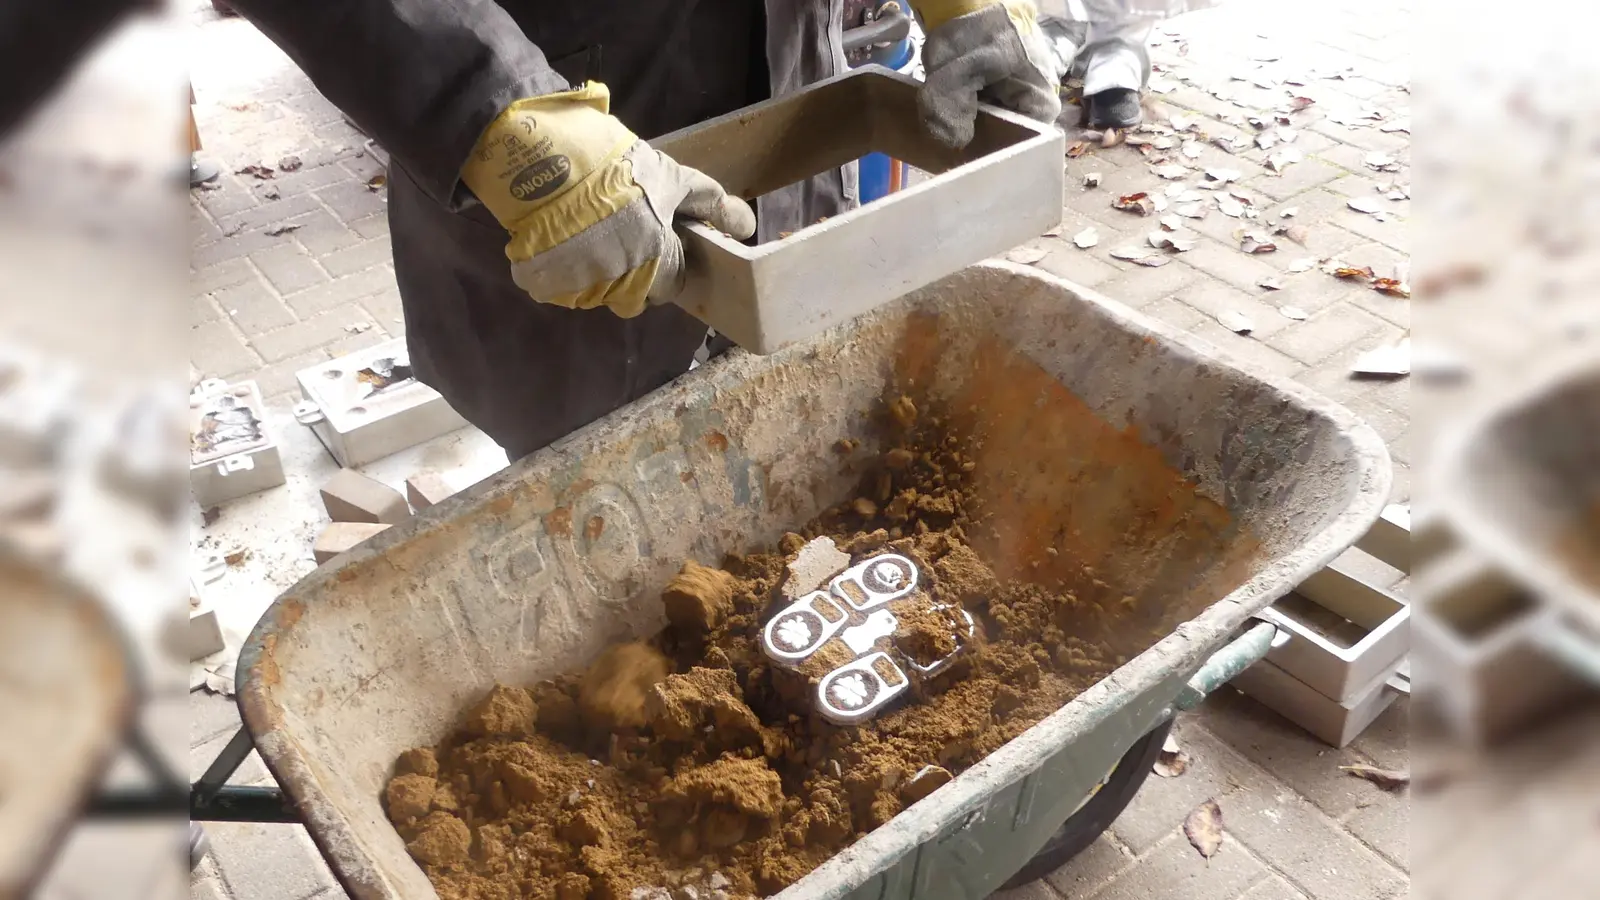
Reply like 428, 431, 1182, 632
1080, 16, 1154, 96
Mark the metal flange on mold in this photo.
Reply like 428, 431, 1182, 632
761, 553, 976, 725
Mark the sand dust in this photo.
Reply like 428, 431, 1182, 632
387, 335, 1250, 899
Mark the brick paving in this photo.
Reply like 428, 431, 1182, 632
181, 0, 1412, 897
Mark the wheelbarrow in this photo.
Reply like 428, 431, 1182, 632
210, 262, 1387, 899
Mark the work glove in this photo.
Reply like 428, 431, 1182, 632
461, 83, 756, 318
913, 0, 1064, 149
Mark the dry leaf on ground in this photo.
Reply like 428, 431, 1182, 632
264, 222, 302, 236
1182, 141, 1205, 159
1149, 231, 1196, 252
1218, 195, 1245, 217
1351, 338, 1411, 377
1154, 164, 1190, 180
1279, 305, 1309, 320
1373, 277, 1411, 298
1067, 141, 1093, 158
1154, 735, 1190, 778
1255, 132, 1278, 151
1041, 224, 1062, 237
1205, 168, 1243, 183
235, 164, 275, 180
1212, 135, 1249, 154
277, 155, 304, 172
1006, 247, 1049, 265
1113, 192, 1157, 216
1175, 202, 1207, 219
1340, 764, 1410, 791
1347, 195, 1384, 214
1329, 264, 1376, 281
366, 173, 388, 191
1184, 799, 1225, 859
1073, 227, 1100, 249
1084, 172, 1103, 188
1102, 128, 1125, 149
1267, 146, 1305, 172
1258, 277, 1284, 291
1364, 151, 1401, 172
1218, 310, 1255, 333
1288, 257, 1318, 273
1235, 229, 1277, 253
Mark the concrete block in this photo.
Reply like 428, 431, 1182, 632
190, 606, 226, 660
312, 521, 392, 563
204, 821, 336, 900
319, 468, 408, 524
404, 471, 455, 511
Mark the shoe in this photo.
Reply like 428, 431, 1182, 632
190, 156, 221, 187
1085, 88, 1142, 129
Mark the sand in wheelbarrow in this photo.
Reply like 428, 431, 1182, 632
384, 327, 1256, 900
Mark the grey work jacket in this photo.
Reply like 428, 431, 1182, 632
228, 0, 856, 459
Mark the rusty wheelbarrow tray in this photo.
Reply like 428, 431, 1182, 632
236, 262, 1390, 900
1433, 352, 1600, 683
0, 553, 136, 897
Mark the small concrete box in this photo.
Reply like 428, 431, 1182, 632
189, 379, 285, 508
293, 338, 469, 468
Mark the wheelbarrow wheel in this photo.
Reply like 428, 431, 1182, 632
1000, 716, 1175, 890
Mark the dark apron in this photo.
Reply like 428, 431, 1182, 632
390, 0, 767, 461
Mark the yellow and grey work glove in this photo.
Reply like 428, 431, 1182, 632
461, 83, 756, 318
913, 0, 1063, 149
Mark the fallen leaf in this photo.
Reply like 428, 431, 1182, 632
1007, 247, 1049, 265
277, 155, 304, 172
366, 173, 388, 191
259, 185, 281, 201
1332, 264, 1377, 281
1279, 206, 1299, 218
1084, 172, 1103, 188
1217, 196, 1245, 218
1277, 127, 1299, 142
223, 547, 249, 566
235, 164, 274, 179
1153, 164, 1190, 180
1288, 257, 1317, 273
1184, 799, 1225, 859
1110, 246, 1150, 261
1041, 224, 1063, 237
1279, 305, 1309, 319
1149, 231, 1196, 252
1258, 277, 1284, 291
1351, 338, 1411, 377
1212, 135, 1249, 154
1266, 146, 1305, 172
1113, 192, 1157, 216
1286, 96, 1316, 111
1073, 227, 1100, 249
1067, 141, 1092, 158
1255, 132, 1278, 151
1148, 78, 1180, 94
1102, 128, 1125, 149
1236, 229, 1277, 253
1364, 151, 1401, 172
345, 322, 374, 334
1247, 115, 1271, 130
1133, 255, 1173, 268
1205, 168, 1243, 183
1280, 224, 1310, 245
1380, 119, 1411, 133
1340, 764, 1410, 791
1175, 202, 1207, 219
1159, 214, 1185, 231
1154, 736, 1190, 778
1218, 310, 1255, 332
1169, 114, 1196, 132
1346, 196, 1384, 214
1181, 141, 1205, 159
264, 222, 302, 236
1373, 277, 1411, 298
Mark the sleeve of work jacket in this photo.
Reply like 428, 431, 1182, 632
225, 0, 569, 210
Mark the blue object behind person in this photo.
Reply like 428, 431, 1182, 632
844, 0, 919, 203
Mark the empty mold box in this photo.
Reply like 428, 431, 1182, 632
293, 338, 468, 468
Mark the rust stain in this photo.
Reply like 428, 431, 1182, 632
705, 430, 729, 453
585, 515, 606, 542
276, 597, 307, 630
488, 493, 516, 515
546, 506, 573, 537
680, 471, 695, 484
569, 478, 595, 495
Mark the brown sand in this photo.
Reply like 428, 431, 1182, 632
386, 365, 1247, 900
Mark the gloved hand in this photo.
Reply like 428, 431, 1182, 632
461, 83, 756, 318
913, 0, 1063, 149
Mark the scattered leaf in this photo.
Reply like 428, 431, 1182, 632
1373, 277, 1411, 298
1255, 132, 1278, 151
1073, 227, 1100, 249
1332, 264, 1377, 281
259, 184, 281, 201
1175, 202, 1207, 219
1235, 228, 1277, 253
1218, 310, 1255, 333
1007, 247, 1049, 265
1280, 224, 1310, 245
277, 155, 304, 172
264, 222, 302, 236
1148, 77, 1180, 94
1153, 164, 1191, 180
1102, 128, 1125, 149
1067, 141, 1092, 159
1286, 96, 1316, 112
366, 173, 388, 191
1258, 277, 1284, 291
1041, 224, 1063, 237
1149, 231, 1196, 252
1351, 338, 1411, 377
1288, 257, 1318, 273
1266, 146, 1305, 172
1159, 214, 1184, 231
235, 164, 275, 180
1205, 168, 1243, 183
1380, 119, 1411, 133
1084, 172, 1103, 188
1279, 206, 1299, 218
1217, 196, 1245, 218
1113, 192, 1157, 216
1133, 255, 1173, 268
1347, 196, 1384, 214
1277, 126, 1299, 142
1212, 135, 1249, 154
1279, 305, 1309, 320
1169, 114, 1196, 132
1364, 151, 1401, 172
1154, 735, 1190, 778
1340, 764, 1410, 791
1184, 799, 1225, 859
1181, 141, 1205, 159
345, 322, 374, 334
1110, 246, 1150, 261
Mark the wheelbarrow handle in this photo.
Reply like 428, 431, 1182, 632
1172, 620, 1282, 711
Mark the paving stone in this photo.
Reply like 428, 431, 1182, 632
1305, 116, 1409, 154
1138, 294, 1212, 335
350, 212, 390, 240
1240, 875, 1311, 900
1043, 833, 1135, 897
251, 305, 378, 362
283, 206, 367, 257
1172, 239, 1289, 297
339, 151, 389, 183
32, 822, 183, 900
318, 328, 396, 361
1264, 304, 1390, 366
989, 880, 1060, 900
1347, 701, 1408, 772
194, 176, 259, 219
192, 873, 231, 900
313, 521, 393, 562
1344, 393, 1408, 445
318, 237, 392, 277
213, 276, 296, 336
193, 205, 223, 244
250, 243, 329, 296
1033, 241, 1124, 288
316, 179, 389, 224
1095, 832, 1265, 900
192, 226, 295, 270
213, 191, 323, 238
1185, 321, 1310, 380
1190, 691, 1390, 820
193, 256, 256, 295
206, 822, 336, 900
1108, 718, 1237, 854
191, 688, 243, 745
191, 320, 259, 379
1091, 259, 1206, 310
1173, 278, 1294, 339
285, 266, 397, 318
359, 283, 405, 332
321, 468, 410, 524
251, 349, 329, 403
1345, 794, 1408, 871
192, 293, 223, 327
1335, 205, 1407, 251
1316, 142, 1407, 178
